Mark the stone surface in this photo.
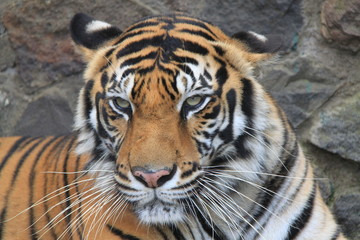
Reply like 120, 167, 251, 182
321, 0, 360, 52
334, 194, 360, 239
0, 32, 15, 71
309, 82, 360, 162
13, 96, 73, 137
271, 79, 337, 127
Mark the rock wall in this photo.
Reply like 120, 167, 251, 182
0, 0, 359, 238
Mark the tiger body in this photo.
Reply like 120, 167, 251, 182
0, 14, 345, 239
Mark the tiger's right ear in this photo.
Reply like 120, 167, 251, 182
70, 13, 122, 61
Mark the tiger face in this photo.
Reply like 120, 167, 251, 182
71, 14, 282, 225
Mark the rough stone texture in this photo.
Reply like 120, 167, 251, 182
309, 82, 360, 162
271, 79, 337, 127
321, 0, 360, 52
334, 194, 360, 239
0, 0, 359, 238
12, 95, 74, 137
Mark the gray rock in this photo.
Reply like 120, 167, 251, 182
314, 171, 333, 203
271, 79, 337, 127
13, 96, 74, 137
321, 0, 360, 52
0, 33, 15, 71
309, 82, 360, 162
333, 194, 360, 239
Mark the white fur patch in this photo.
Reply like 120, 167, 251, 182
249, 31, 268, 42
86, 20, 112, 33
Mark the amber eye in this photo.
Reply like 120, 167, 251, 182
113, 98, 131, 110
185, 95, 203, 107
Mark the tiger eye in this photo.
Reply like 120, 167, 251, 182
114, 98, 131, 109
185, 96, 203, 106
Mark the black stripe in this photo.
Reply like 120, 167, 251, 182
170, 225, 187, 240
183, 40, 209, 55
10, 138, 45, 185
194, 207, 225, 240
0, 137, 44, 238
61, 137, 78, 236
161, 77, 176, 100
234, 134, 252, 159
156, 226, 169, 240
244, 143, 299, 233
175, 19, 217, 38
101, 72, 109, 88
116, 36, 163, 59
171, 55, 198, 65
114, 30, 152, 46
0, 209, 6, 240
240, 78, 254, 125
179, 29, 216, 41
83, 80, 94, 129
107, 224, 140, 240
0, 137, 29, 171
202, 103, 220, 120
218, 89, 236, 143
124, 21, 159, 34
43, 136, 71, 240
215, 58, 228, 87
214, 46, 225, 56
120, 51, 158, 68
285, 185, 316, 240
185, 222, 196, 239
105, 48, 115, 58
74, 155, 85, 240
28, 137, 60, 240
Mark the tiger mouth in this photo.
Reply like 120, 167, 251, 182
133, 199, 185, 224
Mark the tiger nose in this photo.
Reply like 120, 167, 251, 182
132, 167, 174, 188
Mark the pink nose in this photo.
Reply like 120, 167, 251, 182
133, 169, 171, 188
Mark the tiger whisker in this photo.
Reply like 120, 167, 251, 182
196, 184, 239, 239
37, 180, 113, 239
59, 188, 113, 240
189, 188, 216, 237
3, 176, 101, 224
37, 188, 101, 239
206, 168, 326, 180
205, 171, 312, 209
243, 129, 290, 173
89, 188, 121, 239
244, 125, 297, 158
42, 170, 114, 174
199, 178, 267, 240
203, 175, 287, 235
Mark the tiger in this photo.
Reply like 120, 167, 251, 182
0, 13, 346, 240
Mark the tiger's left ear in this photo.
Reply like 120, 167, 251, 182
70, 13, 122, 61
232, 31, 284, 54
221, 31, 284, 66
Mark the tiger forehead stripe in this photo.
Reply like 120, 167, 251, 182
113, 17, 225, 61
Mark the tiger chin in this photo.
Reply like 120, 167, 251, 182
0, 13, 347, 240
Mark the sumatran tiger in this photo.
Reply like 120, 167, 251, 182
0, 13, 346, 240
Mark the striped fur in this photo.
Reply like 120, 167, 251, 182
0, 14, 346, 239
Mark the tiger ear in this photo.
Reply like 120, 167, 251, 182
232, 31, 284, 54
70, 13, 122, 61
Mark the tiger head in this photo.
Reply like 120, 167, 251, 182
71, 13, 283, 225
